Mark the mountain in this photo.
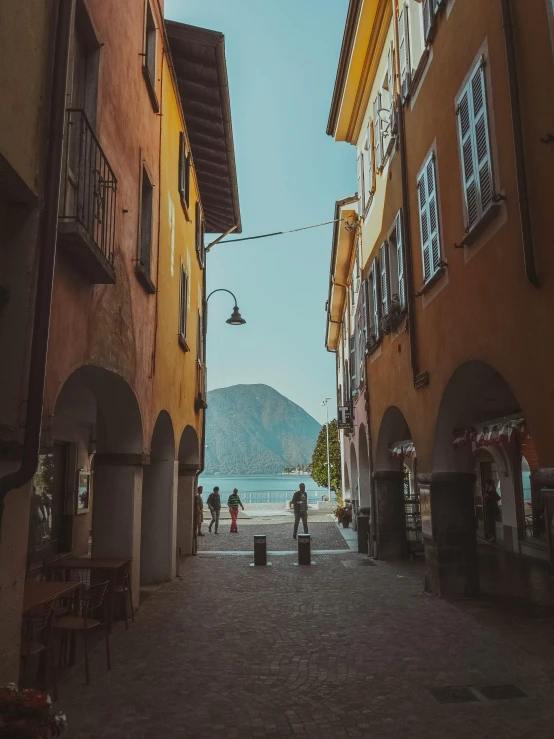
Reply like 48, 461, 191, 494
204, 384, 322, 474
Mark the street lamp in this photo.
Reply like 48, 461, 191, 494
322, 397, 332, 502
206, 288, 246, 326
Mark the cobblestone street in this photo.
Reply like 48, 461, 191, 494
55, 522, 554, 739
197, 519, 348, 552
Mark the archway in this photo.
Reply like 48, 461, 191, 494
349, 442, 359, 503
428, 360, 530, 597
373, 407, 416, 560
358, 424, 371, 508
343, 462, 350, 501
141, 411, 176, 584
176, 425, 200, 555
48, 365, 143, 601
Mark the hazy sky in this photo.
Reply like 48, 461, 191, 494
165, 0, 353, 424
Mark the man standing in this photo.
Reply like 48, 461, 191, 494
207, 486, 221, 534
195, 486, 205, 537
227, 488, 245, 533
291, 482, 309, 540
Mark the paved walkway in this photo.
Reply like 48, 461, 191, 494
197, 521, 348, 552
58, 536, 554, 739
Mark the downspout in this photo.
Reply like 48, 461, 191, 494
0, 0, 74, 536
392, 0, 424, 388
500, 0, 540, 287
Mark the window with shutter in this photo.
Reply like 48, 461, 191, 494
456, 58, 494, 231
387, 43, 395, 104
350, 335, 357, 392
417, 152, 442, 283
373, 95, 382, 171
195, 202, 205, 268
379, 242, 390, 316
371, 258, 380, 342
396, 211, 406, 307
357, 304, 365, 386
434, 0, 445, 12
422, 0, 435, 44
398, 4, 411, 100
361, 278, 369, 343
178, 133, 191, 209
357, 152, 364, 214
179, 265, 188, 343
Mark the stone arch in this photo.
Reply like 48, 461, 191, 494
349, 441, 359, 503
141, 411, 176, 584
176, 424, 201, 556
358, 424, 371, 508
376, 406, 412, 472
52, 365, 144, 602
343, 461, 350, 499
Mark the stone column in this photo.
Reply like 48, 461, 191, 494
418, 472, 479, 598
141, 459, 178, 584
92, 453, 145, 606
177, 465, 197, 555
373, 470, 408, 559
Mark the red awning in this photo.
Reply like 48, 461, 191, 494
453, 418, 527, 449
389, 440, 416, 459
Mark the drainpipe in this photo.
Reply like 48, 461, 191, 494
391, 0, 423, 388
0, 0, 74, 536
500, 0, 540, 287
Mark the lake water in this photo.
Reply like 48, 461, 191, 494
198, 474, 330, 504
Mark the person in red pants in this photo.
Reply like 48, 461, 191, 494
227, 488, 244, 533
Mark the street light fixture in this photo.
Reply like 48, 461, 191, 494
206, 288, 246, 327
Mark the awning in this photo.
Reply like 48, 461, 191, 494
389, 440, 416, 460
453, 418, 527, 449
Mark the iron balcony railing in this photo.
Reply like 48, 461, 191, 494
59, 109, 117, 265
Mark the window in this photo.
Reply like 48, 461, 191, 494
68, 4, 100, 125
373, 93, 383, 171
362, 122, 375, 209
456, 58, 494, 232
349, 335, 356, 393
356, 152, 364, 215
197, 311, 205, 364
142, 1, 159, 111
379, 242, 390, 317
356, 300, 365, 386
178, 132, 191, 210
195, 202, 205, 268
387, 211, 406, 308
179, 265, 189, 348
417, 152, 442, 283
137, 165, 156, 293
367, 258, 381, 346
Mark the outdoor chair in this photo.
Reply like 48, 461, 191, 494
115, 557, 134, 629
20, 598, 57, 700
54, 580, 111, 685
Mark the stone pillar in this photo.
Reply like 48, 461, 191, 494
373, 470, 408, 559
177, 465, 197, 555
92, 454, 145, 606
141, 459, 178, 584
0, 456, 32, 685
418, 472, 479, 599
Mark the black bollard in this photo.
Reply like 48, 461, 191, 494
297, 533, 312, 565
253, 534, 267, 566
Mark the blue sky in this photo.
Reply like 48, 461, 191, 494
165, 0, 353, 424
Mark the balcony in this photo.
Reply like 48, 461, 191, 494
195, 361, 208, 411
58, 109, 117, 284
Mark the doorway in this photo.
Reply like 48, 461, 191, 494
28, 442, 69, 560
474, 450, 502, 543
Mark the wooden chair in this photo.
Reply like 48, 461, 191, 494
115, 558, 134, 630
54, 580, 111, 685
20, 598, 57, 699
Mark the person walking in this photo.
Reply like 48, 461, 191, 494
227, 488, 244, 533
483, 478, 500, 541
195, 486, 205, 537
291, 482, 309, 540
207, 486, 221, 534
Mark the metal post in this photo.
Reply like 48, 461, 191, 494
323, 398, 332, 502
296, 533, 312, 565
251, 534, 270, 567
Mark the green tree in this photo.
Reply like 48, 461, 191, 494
311, 419, 342, 500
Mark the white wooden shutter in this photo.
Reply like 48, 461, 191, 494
418, 153, 441, 282
356, 152, 364, 214
472, 62, 493, 215
369, 120, 376, 192
350, 335, 356, 390
180, 266, 188, 338
434, 0, 445, 12
357, 305, 365, 384
178, 132, 185, 195
362, 278, 369, 343
379, 241, 390, 315
457, 58, 493, 230
363, 124, 374, 206
387, 43, 395, 105
371, 258, 380, 340
396, 211, 405, 307
398, 4, 411, 100
373, 95, 382, 171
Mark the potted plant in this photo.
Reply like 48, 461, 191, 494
334, 504, 353, 528
0, 684, 67, 738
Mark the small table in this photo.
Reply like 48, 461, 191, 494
46, 557, 127, 631
23, 581, 80, 613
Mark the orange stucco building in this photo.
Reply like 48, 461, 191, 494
0, 0, 240, 684
327, 0, 554, 596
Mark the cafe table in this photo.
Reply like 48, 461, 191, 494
45, 556, 127, 632
23, 580, 80, 613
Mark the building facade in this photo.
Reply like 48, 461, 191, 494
0, 0, 240, 684
327, 0, 554, 595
